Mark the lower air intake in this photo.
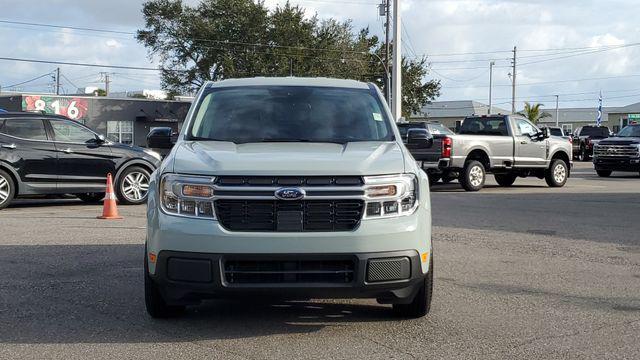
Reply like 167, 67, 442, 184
367, 257, 411, 282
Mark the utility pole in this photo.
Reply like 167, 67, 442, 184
511, 46, 517, 114
100, 72, 111, 96
391, 0, 402, 121
382, 0, 391, 105
488, 61, 495, 114
55, 67, 60, 95
555, 95, 559, 127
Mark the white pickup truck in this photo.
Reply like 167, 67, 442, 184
435, 115, 573, 191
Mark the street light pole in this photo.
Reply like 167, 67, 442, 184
488, 61, 495, 114
391, 0, 402, 121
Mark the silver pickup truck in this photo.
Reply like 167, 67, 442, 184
434, 114, 573, 191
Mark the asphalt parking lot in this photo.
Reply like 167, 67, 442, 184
0, 162, 638, 359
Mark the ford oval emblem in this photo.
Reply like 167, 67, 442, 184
275, 187, 305, 200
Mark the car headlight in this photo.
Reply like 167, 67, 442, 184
362, 174, 418, 219
160, 174, 216, 219
143, 148, 162, 161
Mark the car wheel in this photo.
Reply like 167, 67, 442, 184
578, 147, 589, 161
393, 254, 433, 318
494, 174, 517, 187
596, 170, 612, 177
427, 173, 441, 186
0, 169, 16, 210
76, 192, 105, 203
145, 249, 185, 318
545, 159, 568, 187
116, 166, 151, 205
460, 160, 485, 191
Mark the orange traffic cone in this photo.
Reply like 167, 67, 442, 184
97, 173, 123, 220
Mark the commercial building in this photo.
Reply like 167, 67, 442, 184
0, 93, 191, 147
410, 100, 510, 131
538, 102, 640, 134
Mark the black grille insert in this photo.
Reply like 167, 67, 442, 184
224, 260, 355, 284
215, 200, 364, 232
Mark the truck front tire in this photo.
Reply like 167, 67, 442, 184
494, 174, 517, 187
545, 159, 568, 187
145, 251, 185, 318
393, 255, 433, 318
460, 160, 485, 191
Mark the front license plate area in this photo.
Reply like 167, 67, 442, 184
277, 211, 304, 231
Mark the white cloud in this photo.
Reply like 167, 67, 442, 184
1, 0, 640, 108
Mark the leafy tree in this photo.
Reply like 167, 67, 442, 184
137, 0, 440, 116
518, 102, 551, 124
94, 89, 107, 96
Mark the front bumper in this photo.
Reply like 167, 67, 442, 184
149, 250, 427, 305
594, 157, 640, 171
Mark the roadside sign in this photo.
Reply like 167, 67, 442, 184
628, 114, 640, 119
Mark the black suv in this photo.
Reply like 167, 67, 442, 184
0, 112, 161, 210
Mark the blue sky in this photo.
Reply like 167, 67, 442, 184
1, 0, 639, 111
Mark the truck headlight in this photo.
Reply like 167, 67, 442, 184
160, 174, 216, 219
363, 174, 418, 219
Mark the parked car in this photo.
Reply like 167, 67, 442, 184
144, 77, 434, 319
397, 121, 454, 184
571, 125, 611, 161
592, 124, 640, 177
434, 114, 572, 191
0, 112, 161, 210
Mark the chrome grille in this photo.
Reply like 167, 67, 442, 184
594, 145, 639, 158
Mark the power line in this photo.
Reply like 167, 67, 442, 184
4, 71, 54, 88
0, 56, 168, 71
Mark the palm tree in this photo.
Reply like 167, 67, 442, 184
518, 102, 552, 124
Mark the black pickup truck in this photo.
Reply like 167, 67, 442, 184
572, 125, 611, 161
397, 121, 454, 184
592, 124, 640, 177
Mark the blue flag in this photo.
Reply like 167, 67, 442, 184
596, 91, 602, 126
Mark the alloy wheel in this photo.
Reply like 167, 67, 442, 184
121, 171, 150, 202
0, 174, 10, 204
469, 165, 484, 187
553, 163, 567, 184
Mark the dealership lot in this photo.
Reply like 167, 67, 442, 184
0, 162, 638, 359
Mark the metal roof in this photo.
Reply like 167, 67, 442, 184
414, 100, 509, 118
205, 77, 370, 89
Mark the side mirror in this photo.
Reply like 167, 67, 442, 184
407, 128, 433, 148
147, 127, 175, 149
97, 134, 106, 143
541, 127, 550, 139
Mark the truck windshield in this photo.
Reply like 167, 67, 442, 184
188, 86, 394, 144
580, 127, 609, 137
617, 125, 640, 137
459, 116, 508, 136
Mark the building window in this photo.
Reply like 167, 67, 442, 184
107, 120, 134, 144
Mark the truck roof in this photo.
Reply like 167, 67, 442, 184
205, 77, 371, 90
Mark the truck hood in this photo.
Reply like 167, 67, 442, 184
598, 137, 640, 145
170, 141, 406, 176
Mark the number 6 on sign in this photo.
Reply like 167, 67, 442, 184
67, 101, 79, 120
